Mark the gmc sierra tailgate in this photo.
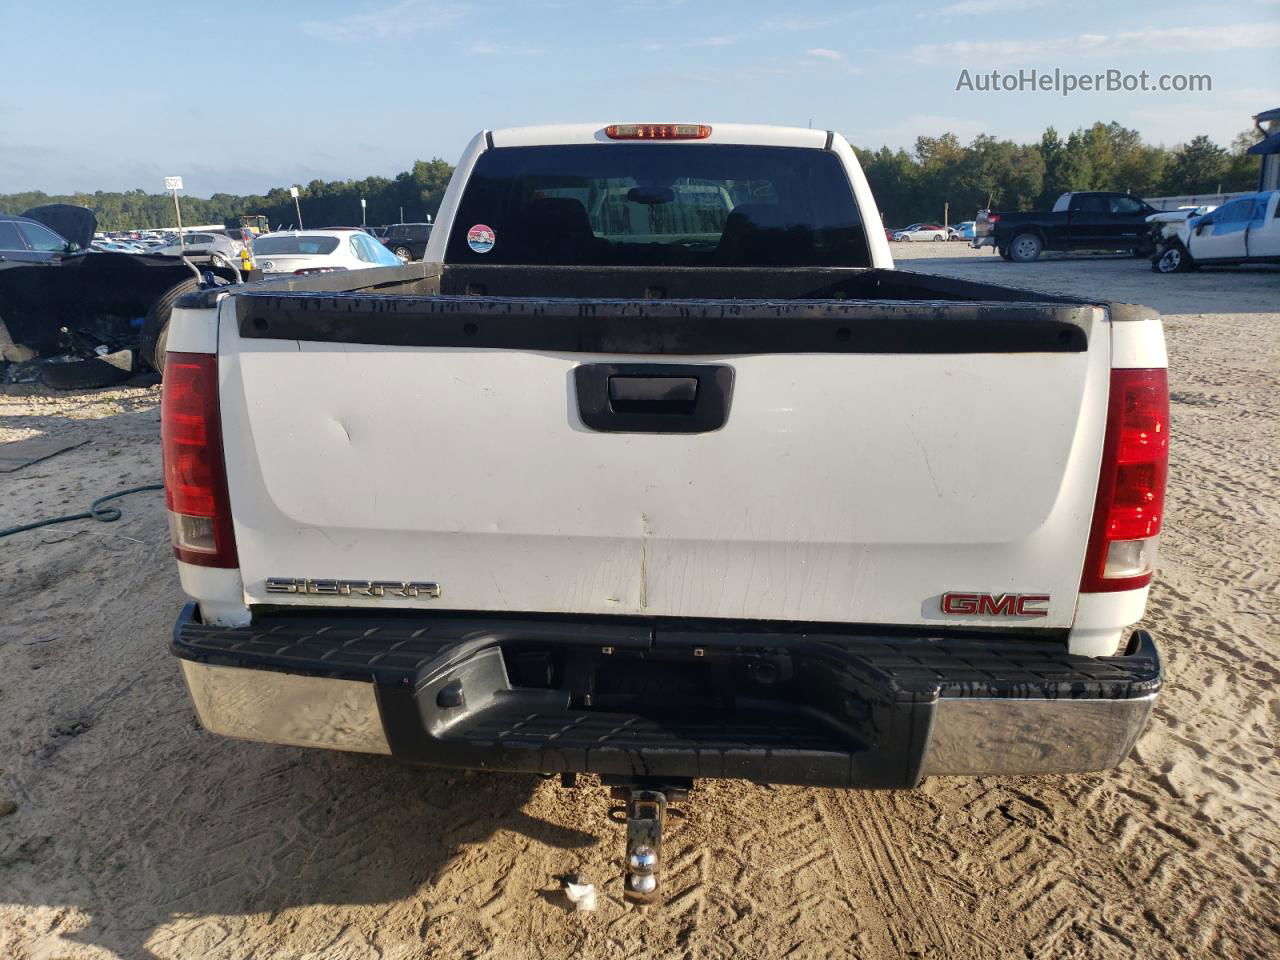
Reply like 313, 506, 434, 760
215, 291, 1108, 629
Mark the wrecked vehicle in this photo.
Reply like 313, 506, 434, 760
163, 122, 1169, 906
0, 204, 240, 387
1151, 190, 1280, 273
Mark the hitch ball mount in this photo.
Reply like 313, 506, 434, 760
563, 774, 691, 906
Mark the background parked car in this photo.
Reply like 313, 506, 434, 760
253, 228, 403, 276
150, 231, 241, 266
1152, 191, 1280, 273
90, 240, 138, 253
381, 222, 433, 260
0, 214, 80, 263
1147, 204, 1217, 223
948, 221, 976, 241
893, 223, 948, 242
979, 191, 1157, 261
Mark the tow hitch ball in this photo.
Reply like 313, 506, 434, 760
607, 780, 691, 906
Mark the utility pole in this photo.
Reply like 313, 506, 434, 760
291, 186, 303, 229
165, 176, 185, 250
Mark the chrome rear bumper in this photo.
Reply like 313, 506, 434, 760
922, 691, 1156, 776
174, 606, 1161, 784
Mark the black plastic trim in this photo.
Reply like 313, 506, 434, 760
233, 290, 1089, 355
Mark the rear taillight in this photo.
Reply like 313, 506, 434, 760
161, 352, 238, 567
604, 123, 711, 140
1081, 368, 1168, 592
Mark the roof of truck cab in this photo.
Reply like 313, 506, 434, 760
488, 123, 831, 149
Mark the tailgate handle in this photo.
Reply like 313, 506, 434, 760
575, 363, 734, 434
608, 376, 698, 411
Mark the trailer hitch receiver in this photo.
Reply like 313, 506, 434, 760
608, 780, 690, 906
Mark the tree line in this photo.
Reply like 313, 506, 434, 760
0, 159, 454, 233
856, 122, 1261, 225
0, 123, 1263, 232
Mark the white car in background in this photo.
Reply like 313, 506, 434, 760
252, 228, 403, 276
1145, 204, 1217, 225
1152, 191, 1280, 273
892, 223, 948, 242
150, 231, 242, 265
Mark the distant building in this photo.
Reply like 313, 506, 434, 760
1249, 107, 1280, 192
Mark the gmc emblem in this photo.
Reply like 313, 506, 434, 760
941, 592, 1050, 617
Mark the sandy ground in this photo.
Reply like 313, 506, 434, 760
0, 246, 1276, 959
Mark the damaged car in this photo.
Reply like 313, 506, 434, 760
1151, 191, 1280, 273
0, 204, 241, 387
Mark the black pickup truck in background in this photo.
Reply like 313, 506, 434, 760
974, 191, 1157, 262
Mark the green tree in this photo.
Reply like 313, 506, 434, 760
1081, 122, 1116, 189
856, 145, 919, 225
1222, 128, 1262, 191
1159, 135, 1229, 194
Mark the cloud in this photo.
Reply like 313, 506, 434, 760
940, 0, 1051, 13
913, 22, 1280, 63
762, 12, 857, 31
686, 35, 736, 47
302, 0, 465, 42
802, 47, 862, 75
466, 40, 545, 55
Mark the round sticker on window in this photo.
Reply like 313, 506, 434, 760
466, 223, 495, 254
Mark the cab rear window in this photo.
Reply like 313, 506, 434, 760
446, 144, 869, 267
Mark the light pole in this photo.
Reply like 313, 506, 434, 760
361, 197, 367, 227
290, 186, 303, 229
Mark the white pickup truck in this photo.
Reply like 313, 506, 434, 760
161, 122, 1168, 903
1151, 190, 1280, 273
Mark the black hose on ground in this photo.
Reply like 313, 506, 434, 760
0, 483, 164, 540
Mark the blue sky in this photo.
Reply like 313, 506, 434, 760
2, 0, 1277, 196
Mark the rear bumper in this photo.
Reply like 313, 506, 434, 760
171, 605, 1160, 787
971, 236, 996, 249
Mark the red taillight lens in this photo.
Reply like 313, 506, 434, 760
161, 352, 238, 567
987, 213, 1000, 223
1081, 368, 1168, 592
604, 124, 712, 140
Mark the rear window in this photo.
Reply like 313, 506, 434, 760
1070, 196, 1107, 214
446, 144, 869, 267
253, 235, 340, 255
388, 224, 431, 240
